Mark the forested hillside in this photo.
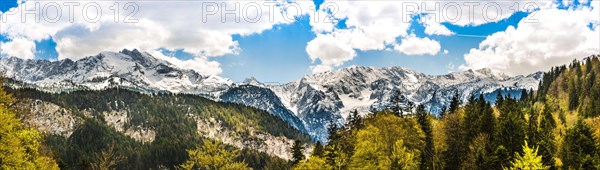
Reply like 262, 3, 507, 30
292, 56, 600, 170
5, 87, 311, 169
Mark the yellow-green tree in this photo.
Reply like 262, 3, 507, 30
506, 141, 549, 170
0, 82, 59, 169
350, 125, 391, 169
293, 156, 331, 170
391, 140, 418, 170
179, 140, 251, 170
349, 112, 423, 169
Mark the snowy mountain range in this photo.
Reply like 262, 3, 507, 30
0, 49, 543, 142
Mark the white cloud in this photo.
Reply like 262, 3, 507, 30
0, 37, 36, 59
462, 4, 600, 75
394, 35, 441, 56
306, 33, 356, 73
304, 1, 547, 71
444, 50, 449, 54
0, 0, 308, 75
305, 1, 416, 72
421, 14, 454, 36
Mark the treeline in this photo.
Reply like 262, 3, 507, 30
537, 55, 600, 117
290, 56, 600, 169
6, 87, 311, 169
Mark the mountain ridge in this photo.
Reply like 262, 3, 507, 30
0, 49, 543, 141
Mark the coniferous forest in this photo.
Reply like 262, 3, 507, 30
290, 56, 600, 169
1, 56, 600, 170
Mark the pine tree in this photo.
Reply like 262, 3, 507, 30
478, 96, 496, 137
291, 140, 305, 166
496, 91, 505, 106
390, 90, 404, 117
312, 142, 324, 158
440, 106, 447, 119
526, 108, 539, 144
326, 120, 338, 144
325, 120, 339, 166
347, 109, 362, 129
443, 113, 466, 170
495, 104, 527, 168
506, 141, 549, 170
560, 119, 599, 169
568, 78, 578, 110
416, 105, 434, 170
462, 134, 494, 170
536, 106, 556, 168
449, 92, 461, 114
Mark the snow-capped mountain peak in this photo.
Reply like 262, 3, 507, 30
0, 49, 232, 96
0, 50, 543, 142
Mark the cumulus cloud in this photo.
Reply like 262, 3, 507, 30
462, 4, 600, 75
303, 0, 546, 72
306, 34, 356, 73
421, 15, 454, 36
0, 37, 36, 59
394, 35, 441, 56
0, 0, 308, 75
305, 1, 416, 72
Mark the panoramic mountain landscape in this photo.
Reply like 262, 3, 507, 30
1, 0, 599, 169
0, 49, 542, 142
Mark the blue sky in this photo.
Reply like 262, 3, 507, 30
1, 0, 598, 83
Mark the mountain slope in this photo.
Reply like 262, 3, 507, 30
8, 87, 311, 169
0, 49, 542, 142
262, 66, 542, 141
0, 49, 231, 96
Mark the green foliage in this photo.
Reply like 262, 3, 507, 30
8, 87, 307, 169
391, 140, 419, 170
179, 140, 250, 170
312, 142, 324, 158
462, 134, 494, 170
506, 141, 549, 170
560, 119, 599, 169
291, 140, 305, 166
299, 55, 600, 170
442, 112, 467, 170
0, 82, 59, 169
536, 105, 556, 167
449, 92, 461, 114
416, 105, 434, 170
293, 156, 330, 170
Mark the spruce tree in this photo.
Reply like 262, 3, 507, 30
416, 105, 434, 170
312, 142, 325, 157
568, 78, 578, 110
537, 106, 556, 168
560, 119, 599, 169
440, 106, 447, 118
495, 104, 526, 168
347, 109, 362, 129
449, 92, 461, 114
291, 140, 305, 166
443, 113, 466, 170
